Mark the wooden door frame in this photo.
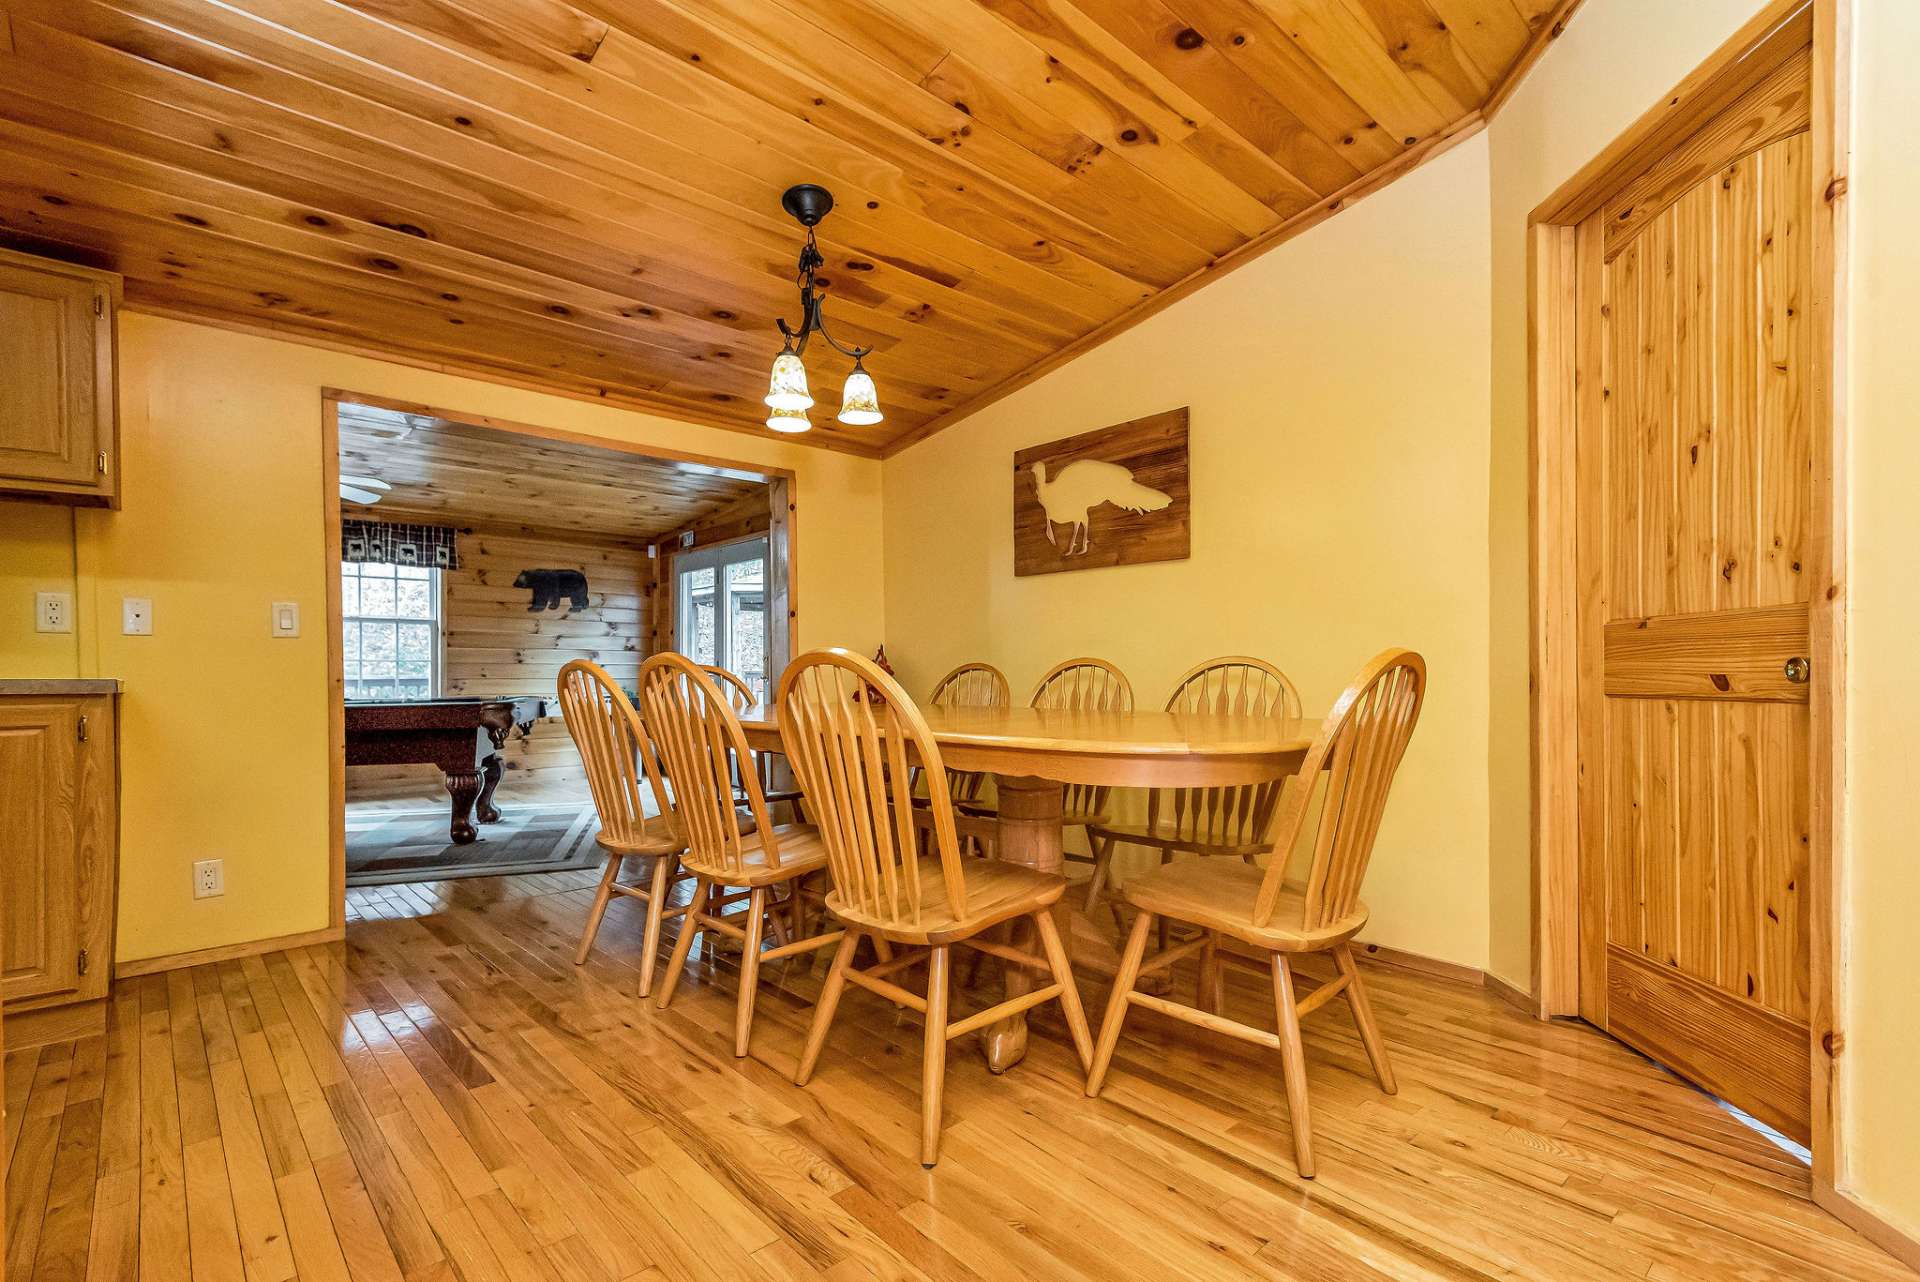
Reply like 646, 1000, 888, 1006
319, 389, 800, 932
1527, 0, 1847, 1184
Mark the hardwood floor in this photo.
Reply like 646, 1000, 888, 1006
5, 864, 1911, 1282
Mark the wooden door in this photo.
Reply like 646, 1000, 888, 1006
0, 700, 84, 1006
0, 248, 116, 499
1575, 48, 1814, 1142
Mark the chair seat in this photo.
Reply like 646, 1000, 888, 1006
1119, 858, 1368, 952
826, 858, 1066, 946
680, 823, 831, 887
1085, 820, 1266, 859
595, 829, 685, 860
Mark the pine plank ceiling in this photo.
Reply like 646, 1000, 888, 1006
337, 400, 766, 542
0, 0, 1575, 458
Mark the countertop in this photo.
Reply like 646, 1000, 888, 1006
0, 679, 122, 695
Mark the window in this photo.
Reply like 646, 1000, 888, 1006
342, 561, 441, 701
675, 537, 769, 704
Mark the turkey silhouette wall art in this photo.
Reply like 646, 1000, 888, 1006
1013, 407, 1189, 577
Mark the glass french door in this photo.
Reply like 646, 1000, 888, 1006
675, 536, 771, 704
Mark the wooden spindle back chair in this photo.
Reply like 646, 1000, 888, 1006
1026, 659, 1133, 880
1087, 650, 1427, 1178
928, 661, 1009, 801
554, 661, 686, 996
1084, 657, 1302, 911
781, 649, 1093, 1167
637, 651, 842, 1056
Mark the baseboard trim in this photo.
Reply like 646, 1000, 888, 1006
1816, 1184, 1920, 1272
1483, 969, 1539, 1016
5, 998, 108, 1049
115, 925, 346, 978
1354, 940, 1486, 988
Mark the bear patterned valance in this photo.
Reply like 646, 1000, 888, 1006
341, 518, 461, 571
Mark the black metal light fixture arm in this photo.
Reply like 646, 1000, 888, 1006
774, 229, 871, 360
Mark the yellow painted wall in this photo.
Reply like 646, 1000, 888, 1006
1841, 0, 1920, 1245
883, 138, 1496, 969
0, 312, 885, 965
0, 501, 81, 676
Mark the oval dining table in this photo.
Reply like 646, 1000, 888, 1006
738, 703, 1317, 1072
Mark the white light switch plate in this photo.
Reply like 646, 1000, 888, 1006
35, 591, 73, 634
122, 597, 153, 635
270, 601, 301, 637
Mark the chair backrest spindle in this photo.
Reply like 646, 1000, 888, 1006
926, 661, 1010, 803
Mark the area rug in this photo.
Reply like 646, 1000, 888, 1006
345, 800, 602, 886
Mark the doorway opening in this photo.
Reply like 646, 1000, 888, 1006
321, 392, 795, 902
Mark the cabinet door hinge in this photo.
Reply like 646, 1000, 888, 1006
77, 714, 88, 742
93, 293, 105, 318
97, 450, 108, 474
78, 948, 90, 976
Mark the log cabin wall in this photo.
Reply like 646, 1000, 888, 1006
345, 521, 650, 805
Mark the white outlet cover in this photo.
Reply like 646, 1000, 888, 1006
270, 600, 300, 637
193, 858, 224, 899
122, 596, 153, 636
35, 591, 74, 634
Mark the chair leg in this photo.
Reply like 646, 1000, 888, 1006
1197, 932, 1222, 1014
734, 886, 768, 1058
1155, 853, 1172, 954
1085, 910, 1154, 1097
796, 930, 859, 1085
1335, 943, 1397, 1095
656, 878, 709, 1009
1033, 910, 1093, 1073
920, 945, 951, 1168
1082, 836, 1114, 913
634, 856, 673, 999
573, 853, 622, 965
1270, 954, 1316, 1178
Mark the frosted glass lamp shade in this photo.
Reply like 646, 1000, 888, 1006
765, 405, 811, 434
765, 350, 813, 411
836, 365, 884, 426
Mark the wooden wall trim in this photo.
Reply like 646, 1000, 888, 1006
113, 925, 346, 979
1483, 0, 1587, 120
1815, 1186, 1920, 1274
1807, 0, 1851, 1197
1528, 0, 1850, 1203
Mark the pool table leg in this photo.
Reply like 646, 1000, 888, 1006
446, 769, 483, 844
475, 752, 506, 824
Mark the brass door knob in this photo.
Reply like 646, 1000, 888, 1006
1784, 657, 1811, 684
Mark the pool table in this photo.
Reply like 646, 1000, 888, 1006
344, 696, 548, 844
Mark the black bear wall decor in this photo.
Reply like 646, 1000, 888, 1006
514, 568, 591, 614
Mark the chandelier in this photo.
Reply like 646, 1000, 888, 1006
763, 184, 882, 434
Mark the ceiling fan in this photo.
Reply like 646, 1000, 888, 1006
340, 474, 391, 506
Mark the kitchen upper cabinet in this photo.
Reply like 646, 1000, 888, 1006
0, 246, 120, 506
0, 692, 117, 1012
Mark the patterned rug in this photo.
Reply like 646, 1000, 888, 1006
345, 800, 602, 885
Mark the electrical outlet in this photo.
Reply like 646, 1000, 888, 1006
122, 596, 154, 636
193, 858, 224, 899
35, 591, 73, 634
